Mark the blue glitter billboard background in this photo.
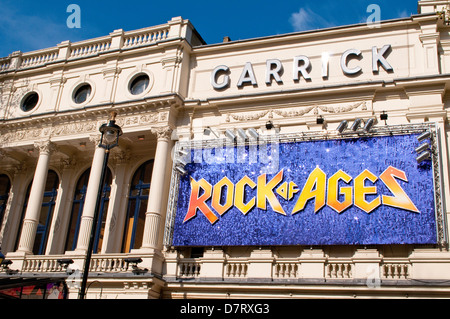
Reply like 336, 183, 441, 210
171, 134, 437, 246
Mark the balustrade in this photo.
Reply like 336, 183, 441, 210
382, 262, 410, 279
273, 262, 298, 278
3, 252, 412, 282
69, 41, 111, 59
0, 18, 186, 71
178, 259, 201, 278
326, 262, 353, 279
20, 50, 58, 69
225, 262, 248, 278
123, 27, 169, 48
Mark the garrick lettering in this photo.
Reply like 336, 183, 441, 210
183, 166, 419, 225
211, 44, 393, 89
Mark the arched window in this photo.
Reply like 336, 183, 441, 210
93, 168, 112, 253
122, 160, 154, 253
0, 174, 11, 228
15, 170, 59, 255
65, 169, 90, 252
64, 167, 112, 253
34, 170, 59, 255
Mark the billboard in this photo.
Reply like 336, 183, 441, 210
170, 131, 439, 246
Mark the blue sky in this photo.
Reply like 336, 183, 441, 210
0, 0, 418, 58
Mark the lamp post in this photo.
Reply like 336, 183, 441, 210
79, 111, 122, 300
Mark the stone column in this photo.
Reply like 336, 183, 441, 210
17, 140, 56, 254
141, 127, 173, 251
101, 148, 129, 253
75, 134, 106, 252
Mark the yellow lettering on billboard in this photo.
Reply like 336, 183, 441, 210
327, 169, 353, 213
234, 175, 256, 215
379, 166, 419, 213
211, 176, 235, 216
292, 166, 326, 214
354, 169, 381, 213
257, 170, 286, 215
184, 177, 218, 224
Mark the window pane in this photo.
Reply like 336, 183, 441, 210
122, 199, 136, 253
129, 74, 149, 95
65, 169, 90, 252
0, 174, 11, 195
122, 160, 153, 253
133, 199, 148, 250
73, 84, 91, 104
45, 171, 59, 192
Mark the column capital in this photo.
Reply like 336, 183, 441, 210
151, 126, 173, 141
34, 140, 57, 155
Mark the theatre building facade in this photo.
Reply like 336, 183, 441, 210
1, 0, 450, 298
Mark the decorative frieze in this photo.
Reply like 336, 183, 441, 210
0, 110, 170, 146
225, 101, 368, 122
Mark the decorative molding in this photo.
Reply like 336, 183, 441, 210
111, 147, 131, 165
225, 101, 367, 122
0, 110, 169, 146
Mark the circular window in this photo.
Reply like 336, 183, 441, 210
129, 74, 149, 95
21, 92, 39, 112
73, 84, 92, 104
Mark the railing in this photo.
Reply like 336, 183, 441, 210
178, 259, 201, 278
0, 17, 189, 71
89, 256, 129, 272
20, 49, 59, 69
325, 262, 353, 279
123, 26, 169, 49
22, 256, 67, 272
6, 254, 137, 273
273, 261, 298, 278
69, 40, 111, 59
0, 58, 10, 72
4, 253, 412, 281
381, 262, 410, 279
225, 261, 248, 278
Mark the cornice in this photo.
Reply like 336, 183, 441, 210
192, 14, 438, 55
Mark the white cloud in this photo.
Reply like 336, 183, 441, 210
397, 9, 410, 18
289, 7, 334, 32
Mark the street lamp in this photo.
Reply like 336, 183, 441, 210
79, 111, 122, 300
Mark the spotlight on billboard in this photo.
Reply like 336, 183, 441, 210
237, 128, 247, 141
336, 120, 348, 134
350, 118, 362, 131
363, 118, 375, 132
175, 166, 187, 175
415, 142, 430, 154
225, 129, 236, 142
204, 126, 219, 138
247, 128, 259, 139
416, 151, 431, 163
417, 131, 431, 142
